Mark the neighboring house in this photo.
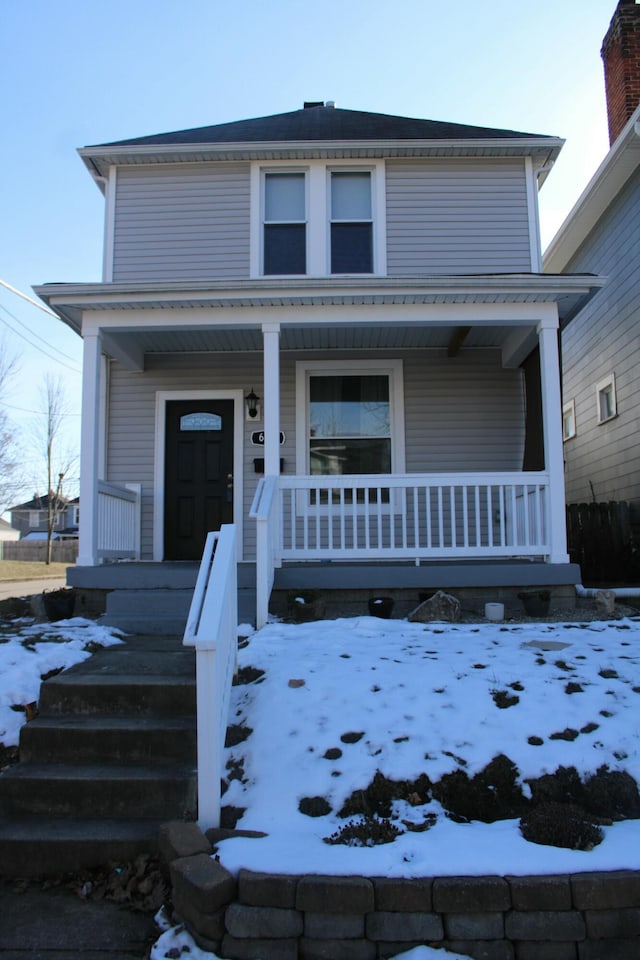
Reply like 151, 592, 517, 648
9, 493, 79, 540
544, 1, 640, 519
36, 101, 603, 625
0, 518, 20, 543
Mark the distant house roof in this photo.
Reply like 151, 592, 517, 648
9, 494, 70, 512
79, 104, 564, 186
92, 104, 549, 148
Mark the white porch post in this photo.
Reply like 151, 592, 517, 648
262, 322, 281, 476
77, 331, 102, 567
537, 316, 569, 564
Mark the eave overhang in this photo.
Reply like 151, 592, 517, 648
79, 137, 564, 192
35, 274, 605, 337
544, 104, 640, 273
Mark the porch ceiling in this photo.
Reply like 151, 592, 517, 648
97, 323, 511, 355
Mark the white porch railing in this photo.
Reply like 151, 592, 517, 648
96, 481, 141, 560
279, 472, 550, 560
252, 472, 550, 626
183, 525, 238, 830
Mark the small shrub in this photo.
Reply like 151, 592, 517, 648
583, 766, 640, 821
324, 817, 403, 847
491, 690, 519, 709
432, 754, 527, 823
520, 802, 603, 851
338, 770, 431, 819
233, 666, 265, 686
299, 796, 332, 818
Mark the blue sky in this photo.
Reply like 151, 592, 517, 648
0, 0, 616, 500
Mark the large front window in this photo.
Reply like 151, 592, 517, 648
309, 375, 390, 475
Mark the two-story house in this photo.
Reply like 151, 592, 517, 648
544, 0, 640, 573
9, 493, 79, 540
36, 103, 603, 628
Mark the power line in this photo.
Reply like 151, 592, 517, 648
0, 302, 81, 373
0, 399, 81, 416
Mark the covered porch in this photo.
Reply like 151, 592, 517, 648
40, 275, 602, 627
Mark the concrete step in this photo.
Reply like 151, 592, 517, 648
39, 673, 196, 716
19, 715, 197, 764
0, 818, 164, 877
98, 585, 257, 634
0, 763, 197, 820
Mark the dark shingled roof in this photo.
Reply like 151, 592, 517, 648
91, 105, 548, 148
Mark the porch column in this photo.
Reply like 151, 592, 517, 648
537, 316, 569, 564
262, 322, 281, 475
77, 331, 102, 567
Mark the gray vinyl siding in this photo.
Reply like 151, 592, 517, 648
385, 159, 532, 275
112, 163, 250, 281
106, 348, 524, 560
560, 166, 640, 508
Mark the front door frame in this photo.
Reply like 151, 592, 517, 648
153, 389, 244, 561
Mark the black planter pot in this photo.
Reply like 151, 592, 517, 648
43, 589, 76, 622
518, 590, 550, 618
368, 597, 395, 619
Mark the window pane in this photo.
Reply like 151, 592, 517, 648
331, 172, 371, 220
331, 223, 373, 273
310, 438, 391, 475
264, 224, 306, 274
265, 173, 305, 221
310, 376, 389, 438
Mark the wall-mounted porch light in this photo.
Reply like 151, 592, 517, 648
245, 388, 261, 421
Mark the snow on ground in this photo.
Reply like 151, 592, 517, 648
2, 610, 640, 960
217, 614, 640, 879
0, 617, 124, 748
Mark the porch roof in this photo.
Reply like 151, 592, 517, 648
37, 274, 605, 339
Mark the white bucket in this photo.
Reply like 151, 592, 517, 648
485, 602, 504, 622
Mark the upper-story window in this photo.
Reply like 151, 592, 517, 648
252, 160, 384, 278
330, 172, 372, 273
264, 172, 306, 275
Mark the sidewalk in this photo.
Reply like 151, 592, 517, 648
0, 877, 157, 959
0, 577, 67, 602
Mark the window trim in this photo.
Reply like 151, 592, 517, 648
596, 374, 617, 424
562, 399, 576, 441
251, 159, 386, 278
295, 359, 405, 478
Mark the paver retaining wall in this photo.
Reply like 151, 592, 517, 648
160, 823, 640, 960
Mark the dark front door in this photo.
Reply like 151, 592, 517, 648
164, 399, 234, 561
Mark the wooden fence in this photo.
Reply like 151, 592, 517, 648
566, 501, 638, 583
0, 540, 78, 564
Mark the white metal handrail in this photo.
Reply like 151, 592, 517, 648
96, 480, 141, 560
183, 524, 238, 830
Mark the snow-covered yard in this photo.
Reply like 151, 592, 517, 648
3, 610, 640, 960
216, 614, 640, 880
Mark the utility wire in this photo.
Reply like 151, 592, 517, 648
0, 302, 81, 373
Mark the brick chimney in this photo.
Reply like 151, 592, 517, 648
601, 0, 640, 145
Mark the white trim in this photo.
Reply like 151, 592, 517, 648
153, 389, 244, 561
596, 373, 617, 424
525, 157, 542, 272
102, 166, 116, 282
295, 358, 405, 476
78, 333, 103, 566
251, 158, 386, 278
562, 399, 576, 441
